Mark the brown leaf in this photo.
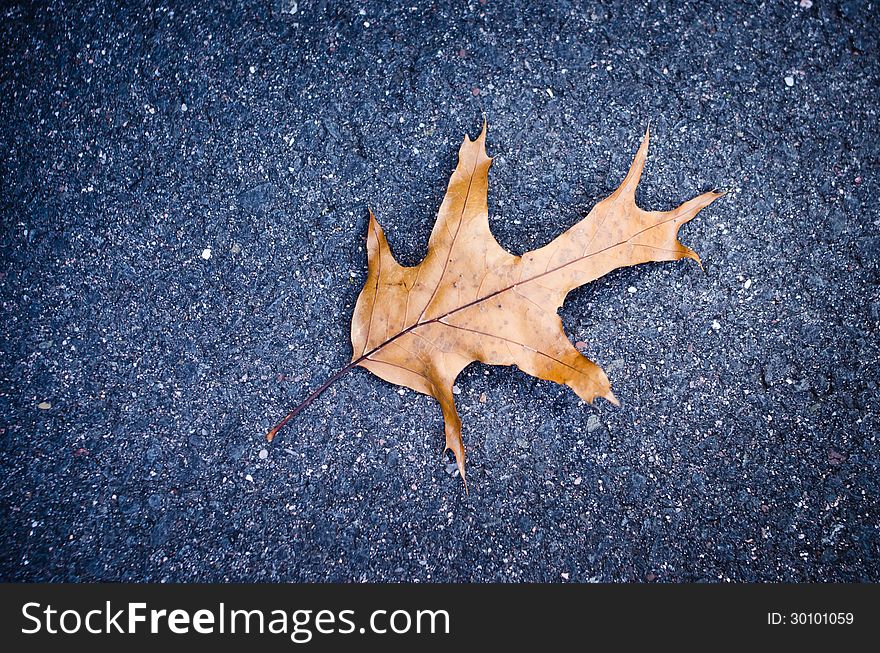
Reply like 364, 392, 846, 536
349, 122, 722, 486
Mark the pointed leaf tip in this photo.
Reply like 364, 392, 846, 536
617, 129, 650, 198
471, 118, 489, 154
460, 462, 468, 495
444, 444, 468, 493
684, 247, 703, 269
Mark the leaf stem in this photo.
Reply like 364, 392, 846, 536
265, 360, 358, 441
265, 320, 426, 441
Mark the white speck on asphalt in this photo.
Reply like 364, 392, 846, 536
574, 477, 582, 485
627, 286, 637, 294
259, 449, 268, 460
38, 401, 52, 410
245, 474, 254, 482
452, 385, 461, 395
180, 102, 187, 112
201, 247, 211, 260
784, 75, 795, 87
711, 319, 721, 331
744, 279, 752, 289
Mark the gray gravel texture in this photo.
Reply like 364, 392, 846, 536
1, 0, 878, 582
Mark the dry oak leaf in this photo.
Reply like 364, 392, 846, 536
267, 123, 721, 488
345, 123, 721, 486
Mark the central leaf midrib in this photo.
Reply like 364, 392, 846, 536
362, 211, 686, 363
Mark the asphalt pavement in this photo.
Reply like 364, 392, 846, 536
1, 0, 878, 581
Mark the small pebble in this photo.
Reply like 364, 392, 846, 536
479, 392, 487, 404
38, 401, 52, 410
784, 76, 795, 87
180, 102, 188, 112
245, 474, 254, 482
711, 319, 721, 331
452, 385, 461, 395
561, 572, 570, 580
201, 247, 212, 260
744, 279, 752, 290
627, 286, 637, 294
259, 448, 268, 460
587, 414, 601, 432
574, 476, 582, 486
231, 243, 241, 254
799, 0, 813, 8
